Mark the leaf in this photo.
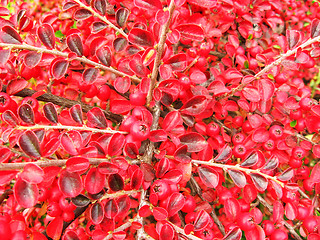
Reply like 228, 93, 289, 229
149, 129, 167, 142
92, 21, 107, 33
0, 26, 22, 44
175, 24, 205, 41
159, 224, 174, 240
153, 207, 168, 221
214, 144, 232, 162
74, 8, 92, 20
42, 137, 60, 156
90, 202, 104, 224
70, 104, 83, 124
250, 173, 268, 192
67, 34, 83, 56
241, 151, 259, 167
278, 168, 294, 181
263, 155, 279, 170
165, 53, 187, 71
51, 59, 69, 79
114, 76, 131, 93
187, 0, 217, 8
0, 49, 10, 65
113, 37, 128, 52
93, 0, 107, 15
61, 131, 83, 155
273, 201, 284, 223
58, 170, 83, 197
72, 194, 91, 207
286, 30, 300, 49
129, 55, 147, 77
242, 86, 260, 102
259, 79, 275, 101
43, 103, 58, 124
224, 198, 240, 220
130, 168, 143, 190
37, 24, 55, 49
107, 132, 125, 156
24, 52, 42, 68
222, 227, 242, 240
96, 46, 112, 66
19, 130, 41, 158
108, 173, 124, 191
194, 210, 210, 231
163, 169, 183, 184
285, 202, 297, 220
83, 68, 99, 84
14, 177, 38, 208
134, 0, 162, 11
310, 162, 320, 183
228, 170, 246, 188
18, 103, 34, 124
87, 107, 107, 129
311, 19, 320, 38
116, 8, 129, 28
104, 199, 119, 218
66, 157, 90, 173
85, 167, 105, 194
174, 145, 191, 163
179, 132, 207, 152
162, 111, 182, 131
128, 28, 154, 47
98, 162, 119, 175
181, 95, 208, 115
281, 59, 299, 70
6, 79, 28, 95
198, 166, 219, 188
46, 217, 63, 240
21, 163, 44, 184
167, 192, 185, 216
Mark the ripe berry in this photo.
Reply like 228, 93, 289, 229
233, 144, 247, 158
47, 201, 62, 217
130, 121, 150, 141
303, 216, 318, 233
291, 146, 306, 160
262, 220, 275, 236
232, 133, 245, 144
237, 212, 256, 231
195, 228, 214, 240
130, 91, 146, 106
59, 197, 76, 212
289, 157, 302, 168
181, 195, 196, 213
263, 139, 275, 151
97, 85, 111, 101
270, 229, 288, 240
150, 180, 171, 201
62, 211, 75, 222
269, 125, 283, 139
206, 122, 220, 136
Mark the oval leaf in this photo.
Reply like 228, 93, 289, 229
198, 166, 219, 188
179, 132, 208, 152
14, 177, 38, 208
37, 24, 55, 49
58, 170, 83, 197
19, 130, 41, 158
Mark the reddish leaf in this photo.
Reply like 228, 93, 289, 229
18, 103, 34, 124
2, 110, 18, 126
273, 201, 284, 223
37, 24, 55, 49
85, 167, 105, 194
167, 192, 185, 216
243, 184, 257, 203
285, 202, 297, 220
51, 59, 69, 79
128, 28, 154, 47
93, 0, 107, 15
194, 210, 210, 231
311, 19, 320, 38
92, 21, 107, 33
87, 107, 107, 129
134, 0, 162, 11
107, 132, 125, 156
74, 8, 92, 20
114, 77, 131, 93
224, 198, 240, 220
198, 166, 219, 188
174, 145, 191, 163
242, 86, 260, 102
190, 70, 207, 84
46, 217, 63, 240
83, 68, 99, 84
66, 157, 90, 173
310, 162, 320, 183
179, 132, 207, 152
278, 168, 294, 181
70, 104, 83, 124
187, 0, 217, 8
113, 37, 128, 52
181, 95, 207, 115
162, 111, 182, 131
240, 151, 259, 167
165, 53, 187, 72
43, 103, 58, 124
24, 51, 42, 68
0, 7, 9, 16
250, 173, 268, 192
104, 198, 119, 218
0, 147, 11, 163
159, 224, 175, 240
108, 173, 124, 191
19, 130, 41, 158
116, 8, 129, 28
58, 170, 83, 197
14, 177, 38, 208
153, 207, 168, 221
214, 144, 232, 162
6, 79, 28, 95
67, 34, 83, 56
263, 155, 279, 170
175, 24, 205, 41
228, 170, 246, 188
96, 46, 112, 66
223, 227, 242, 240
259, 79, 275, 101
130, 168, 143, 190
72, 194, 90, 207
61, 131, 83, 155
124, 142, 139, 158
156, 9, 169, 25
129, 55, 148, 77
286, 30, 300, 49
0, 26, 22, 44
150, 129, 167, 142
281, 59, 299, 70
163, 169, 183, 184
98, 162, 119, 175
0, 49, 10, 65
21, 163, 44, 184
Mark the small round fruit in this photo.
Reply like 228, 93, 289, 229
150, 180, 171, 201
130, 121, 150, 141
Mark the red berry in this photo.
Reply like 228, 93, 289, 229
150, 180, 171, 201
237, 212, 256, 231
130, 121, 150, 141
98, 85, 111, 101
181, 195, 196, 213
262, 220, 275, 236
270, 229, 288, 240
269, 125, 283, 139
206, 122, 220, 136
130, 91, 146, 106
47, 201, 62, 217
62, 211, 75, 222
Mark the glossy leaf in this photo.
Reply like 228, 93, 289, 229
96, 46, 112, 66
58, 170, 82, 197
153, 207, 168, 221
167, 192, 185, 216
162, 111, 182, 131
130, 168, 143, 190
83, 68, 99, 84
0, 147, 11, 163
46, 217, 63, 240
198, 166, 219, 188
175, 24, 205, 41
285, 202, 297, 220
224, 198, 240, 220
286, 30, 300, 49
66, 157, 90, 173
117, 195, 131, 217
223, 227, 242, 240
181, 95, 207, 115
70, 104, 83, 124
14, 177, 38, 208
310, 162, 320, 183
242, 86, 260, 102
43, 103, 58, 124
165, 53, 187, 71
174, 145, 191, 163
51, 59, 69, 79
93, 0, 107, 15
179, 132, 207, 152
0, 26, 22, 44
134, 0, 162, 11
278, 168, 294, 181
263, 155, 279, 170
113, 37, 128, 52
61, 131, 83, 155
87, 107, 107, 129
194, 210, 210, 231
74, 8, 92, 20
98, 162, 119, 175
187, 0, 217, 8
21, 163, 44, 184
241, 151, 258, 167
150, 129, 167, 142
105, 198, 119, 218
2, 110, 18, 126
259, 79, 275, 101
24, 51, 42, 68
108, 173, 124, 191
85, 167, 105, 194
128, 28, 154, 47
19, 130, 41, 158
228, 170, 246, 188
37, 24, 55, 49
6, 79, 28, 95
250, 173, 268, 192
159, 224, 174, 240
114, 76, 131, 93
90, 202, 104, 225
273, 200, 284, 223
116, 8, 129, 27
156, 157, 170, 178
311, 18, 320, 38
163, 169, 183, 184
72, 194, 91, 207
107, 132, 125, 156
214, 144, 232, 162
67, 34, 83, 56
18, 103, 34, 124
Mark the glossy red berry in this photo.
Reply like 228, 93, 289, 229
262, 220, 275, 236
130, 121, 150, 141
206, 122, 220, 136
269, 125, 283, 139
47, 201, 62, 217
270, 229, 288, 240
130, 91, 146, 106
97, 85, 111, 101
150, 180, 171, 201
181, 195, 196, 213
237, 212, 256, 231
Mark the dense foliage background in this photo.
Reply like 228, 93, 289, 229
0, 0, 320, 239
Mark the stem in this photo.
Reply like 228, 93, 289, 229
191, 159, 285, 188
2, 85, 123, 123
146, 1, 176, 106
100, 190, 140, 201
16, 124, 128, 135
219, 35, 320, 100
0, 43, 141, 83
257, 195, 303, 240
171, 223, 203, 240
72, 0, 130, 41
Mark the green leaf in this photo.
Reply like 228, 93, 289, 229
244, 60, 249, 69
273, 45, 281, 49
304, 22, 310, 27
55, 30, 65, 38
267, 74, 274, 80
290, 120, 297, 127
247, 34, 253, 40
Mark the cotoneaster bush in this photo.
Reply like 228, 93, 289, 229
0, 0, 320, 239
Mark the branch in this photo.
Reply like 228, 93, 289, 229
171, 223, 203, 240
2, 85, 123, 123
146, 1, 176, 106
257, 195, 303, 240
0, 189, 13, 204
0, 43, 141, 83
